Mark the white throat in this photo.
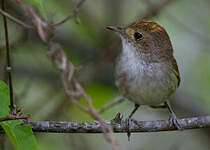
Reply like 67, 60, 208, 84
121, 37, 140, 60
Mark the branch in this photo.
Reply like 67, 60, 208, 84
14, 1, 118, 149
1, 0, 15, 114
19, 115, 210, 133
0, 8, 33, 29
0, 114, 29, 122
53, 0, 86, 27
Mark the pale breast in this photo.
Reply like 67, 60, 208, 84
115, 58, 178, 105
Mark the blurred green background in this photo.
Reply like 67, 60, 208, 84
1, 0, 210, 149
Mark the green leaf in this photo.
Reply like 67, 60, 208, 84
23, 0, 45, 18
0, 81, 37, 150
0, 81, 10, 117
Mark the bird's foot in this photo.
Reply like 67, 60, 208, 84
125, 117, 133, 141
169, 112, 182, 130
111, 112, 123, 124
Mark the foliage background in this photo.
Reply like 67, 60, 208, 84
0, 0, 210, 149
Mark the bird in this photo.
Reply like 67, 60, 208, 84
106, 20, 181, 138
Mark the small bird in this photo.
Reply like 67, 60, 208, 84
106, 20, 181, 137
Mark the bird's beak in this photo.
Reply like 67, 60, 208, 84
106, 25, 123, 34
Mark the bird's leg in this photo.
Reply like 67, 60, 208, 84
126, 103, 140, 141
128, 104, 140, 118
164, 101, 182, 129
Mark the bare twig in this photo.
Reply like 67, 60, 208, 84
15, 1, 54, 43
97, 97, 124, 113
19, 115, 210, 133
73, 79, 117, 149
53, 0, 86, 27
0, 8, 34, 29
1, 0, 15, 114
0, 114, 29, 122
14, 1, 118, 149
70, 97, 89, 113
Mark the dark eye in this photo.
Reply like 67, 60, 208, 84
134, 32, 143, 40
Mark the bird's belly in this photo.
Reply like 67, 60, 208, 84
125, 75, 175, 105
116, 61, 178, 105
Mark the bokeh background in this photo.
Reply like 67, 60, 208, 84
1, 0, 210, 149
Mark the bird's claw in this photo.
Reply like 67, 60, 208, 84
111, 112, 123, 124
169, 112, 182, 130
125, 118, 132, 141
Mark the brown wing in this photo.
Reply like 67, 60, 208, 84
171, 57, 180, 86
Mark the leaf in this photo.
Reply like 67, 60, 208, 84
0, 81, 10, 117
0, 81, 37, 150
22, 0, 45, 18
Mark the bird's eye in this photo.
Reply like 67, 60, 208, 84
134, 32, 143, 41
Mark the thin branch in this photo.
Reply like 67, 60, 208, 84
72, 79, 118, 149
53, 0, 86, 27
0, 114, 29, 122
70, 97, 89, 113
0, 8, 34, 29
19, 115, 210, 133
14, 1, 118, 149
97, 97, 124, 113
1, 0, 15, 114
